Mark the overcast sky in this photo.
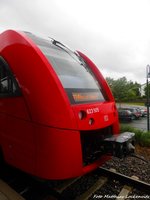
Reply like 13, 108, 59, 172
0, 0, 150, 84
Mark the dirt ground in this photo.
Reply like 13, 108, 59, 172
135, 144, 150, 161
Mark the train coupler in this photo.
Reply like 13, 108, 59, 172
103, 132, 135, 158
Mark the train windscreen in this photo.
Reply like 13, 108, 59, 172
26, 33, 106, 104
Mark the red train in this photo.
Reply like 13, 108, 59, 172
0, 30, 133, 180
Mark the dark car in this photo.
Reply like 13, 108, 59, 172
124, 108, 141, 119
118, 109, 133, 122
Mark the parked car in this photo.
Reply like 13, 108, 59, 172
124, 108, 141, 119
139, 108, 147, 117
134, 108, 142, 117
118, 109, 133, 122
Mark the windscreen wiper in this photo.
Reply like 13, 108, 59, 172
48, 37, 84, 65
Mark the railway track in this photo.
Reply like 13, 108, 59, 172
0, 164, 150, 200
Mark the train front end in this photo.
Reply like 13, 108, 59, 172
0, 30, 133, 180
26, 33, 120, 179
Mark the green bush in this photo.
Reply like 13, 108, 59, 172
120, 124, 150, 147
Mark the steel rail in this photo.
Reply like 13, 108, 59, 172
98, 167, 150, 192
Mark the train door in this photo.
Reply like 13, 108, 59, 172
0, 57, 36, 174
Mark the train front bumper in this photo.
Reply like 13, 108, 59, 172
35, 125, 135, 180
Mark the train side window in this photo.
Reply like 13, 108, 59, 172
0, 57, 21, 97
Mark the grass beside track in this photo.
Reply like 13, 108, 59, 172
117, 102, 145, 107
125, 102, 145, 106
120, 124, 150, 147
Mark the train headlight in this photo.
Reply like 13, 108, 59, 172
78, 111, 86, 120
89, 118, 94, 125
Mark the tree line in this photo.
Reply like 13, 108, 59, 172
106, 77, 142, 102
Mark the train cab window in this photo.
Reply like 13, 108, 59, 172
0, 57, 21, 97
26, 33, 106, 104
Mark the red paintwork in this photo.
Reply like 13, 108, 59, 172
0, 30, 119, 180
